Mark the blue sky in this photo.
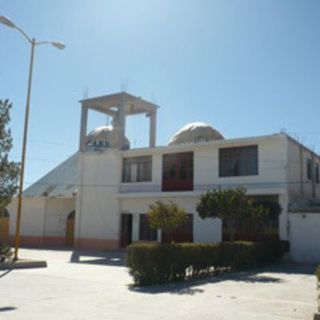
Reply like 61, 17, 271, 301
1, 0, 320, 187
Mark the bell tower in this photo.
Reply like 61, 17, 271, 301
78, 92, 158, 151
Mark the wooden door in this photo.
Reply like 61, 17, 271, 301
120, 214, 133, 248
0, 217, 9, 242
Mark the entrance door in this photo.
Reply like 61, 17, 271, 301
120, 214, 133, 248
66, 211, 75, 246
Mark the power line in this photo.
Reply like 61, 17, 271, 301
12, 137, 73, 147
10, 155, 72, 164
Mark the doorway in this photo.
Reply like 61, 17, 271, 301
120, 214, 133, 248
66, 210, 75, 246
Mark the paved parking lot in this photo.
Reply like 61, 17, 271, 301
0, 248, 317, 320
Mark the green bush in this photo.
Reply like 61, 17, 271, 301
127, 240, 287, 286
316, 265, 320, 312
0, 242, 12, 262
316, 265, 320, 283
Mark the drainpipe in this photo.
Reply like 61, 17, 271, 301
42, 196, 48, 246
312, 153, 316, 199
299, 144, 304, 196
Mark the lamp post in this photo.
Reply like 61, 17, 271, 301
0, 16, 65, 260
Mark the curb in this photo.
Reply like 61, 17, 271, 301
0, 260, 47, 270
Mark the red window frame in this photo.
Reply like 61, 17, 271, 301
162, 152, 193, 191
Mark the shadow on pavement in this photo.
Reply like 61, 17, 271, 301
128, 263, 316, 295
70, 250, 126, 267
0, 270, 12, 278
0, 307, 16, 312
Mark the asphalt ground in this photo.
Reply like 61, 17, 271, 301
0, 248, 317, 320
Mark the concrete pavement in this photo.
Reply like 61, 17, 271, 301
0, 248, 317, 320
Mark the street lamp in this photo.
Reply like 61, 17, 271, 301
0, 15, 65, 260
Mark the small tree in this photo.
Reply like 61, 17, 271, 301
0, 99, 19, 216
147, 201, 188, 239
196, 187, 267, 241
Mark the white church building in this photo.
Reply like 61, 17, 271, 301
6, 92, 320, 259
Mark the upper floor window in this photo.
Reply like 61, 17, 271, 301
219, 145, 258, 177
162, 152, 193, 191
94, 140, 110, 148
122, 156, 152, 182
307, 160, 320, 183
307, 159, 312, 180
316, 164, 320, 183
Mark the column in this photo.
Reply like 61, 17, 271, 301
132, 214, 140, 242
149, 110, 157, 148
79, 105, 88, 151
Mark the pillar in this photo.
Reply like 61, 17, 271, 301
79, 105, 88, 151
132, 214, 140, 242
149, 110, 157, 148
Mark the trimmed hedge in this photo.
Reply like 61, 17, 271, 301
127, 240, 288, 286
316, 265, 320, 312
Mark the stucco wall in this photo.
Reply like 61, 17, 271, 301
287, 139, 320, 201
289, 212, 320, 263
7, 197, 46, 237
194, 135, 288, 190
75, 152, 121, 248
43, 198, 75, 238
7, 197, 75, 246
121, 134, 288, 193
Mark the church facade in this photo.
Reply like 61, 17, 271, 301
6, 92, 320, 250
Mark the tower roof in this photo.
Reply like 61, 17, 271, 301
80, 92, 158, 116
169, 122, 224, 146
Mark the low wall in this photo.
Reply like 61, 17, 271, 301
289, 212, 320, 263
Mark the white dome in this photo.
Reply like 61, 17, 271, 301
86, 126, 130, 150
169, 122, 224, 146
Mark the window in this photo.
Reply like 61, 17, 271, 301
222, 195, 279, 241
122, 156, 152, 182
162, 214, 193, 243
93, 140, 110, 148
139, 214, 157, 241
219, 145, 258, 177
162, 152, 193, 191
316, 164, 320, 183
307, 159, 312, 180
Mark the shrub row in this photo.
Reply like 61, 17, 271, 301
127, 240, 288, 286
316, 265, 320, 312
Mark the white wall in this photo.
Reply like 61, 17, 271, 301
199, 135, 287, 190
43, 198, 75, 238
121, 134, 288, 192
7, 197, 75, 239
7, 197, 46, 237
76, 151, 121, 241
287, 139, 320, 201
289, 212, 320, 263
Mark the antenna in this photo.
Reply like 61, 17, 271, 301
106, 115, 110, 126
120, 80, 129, 92
82, 86, 89, 99
150, 91, 157, 105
